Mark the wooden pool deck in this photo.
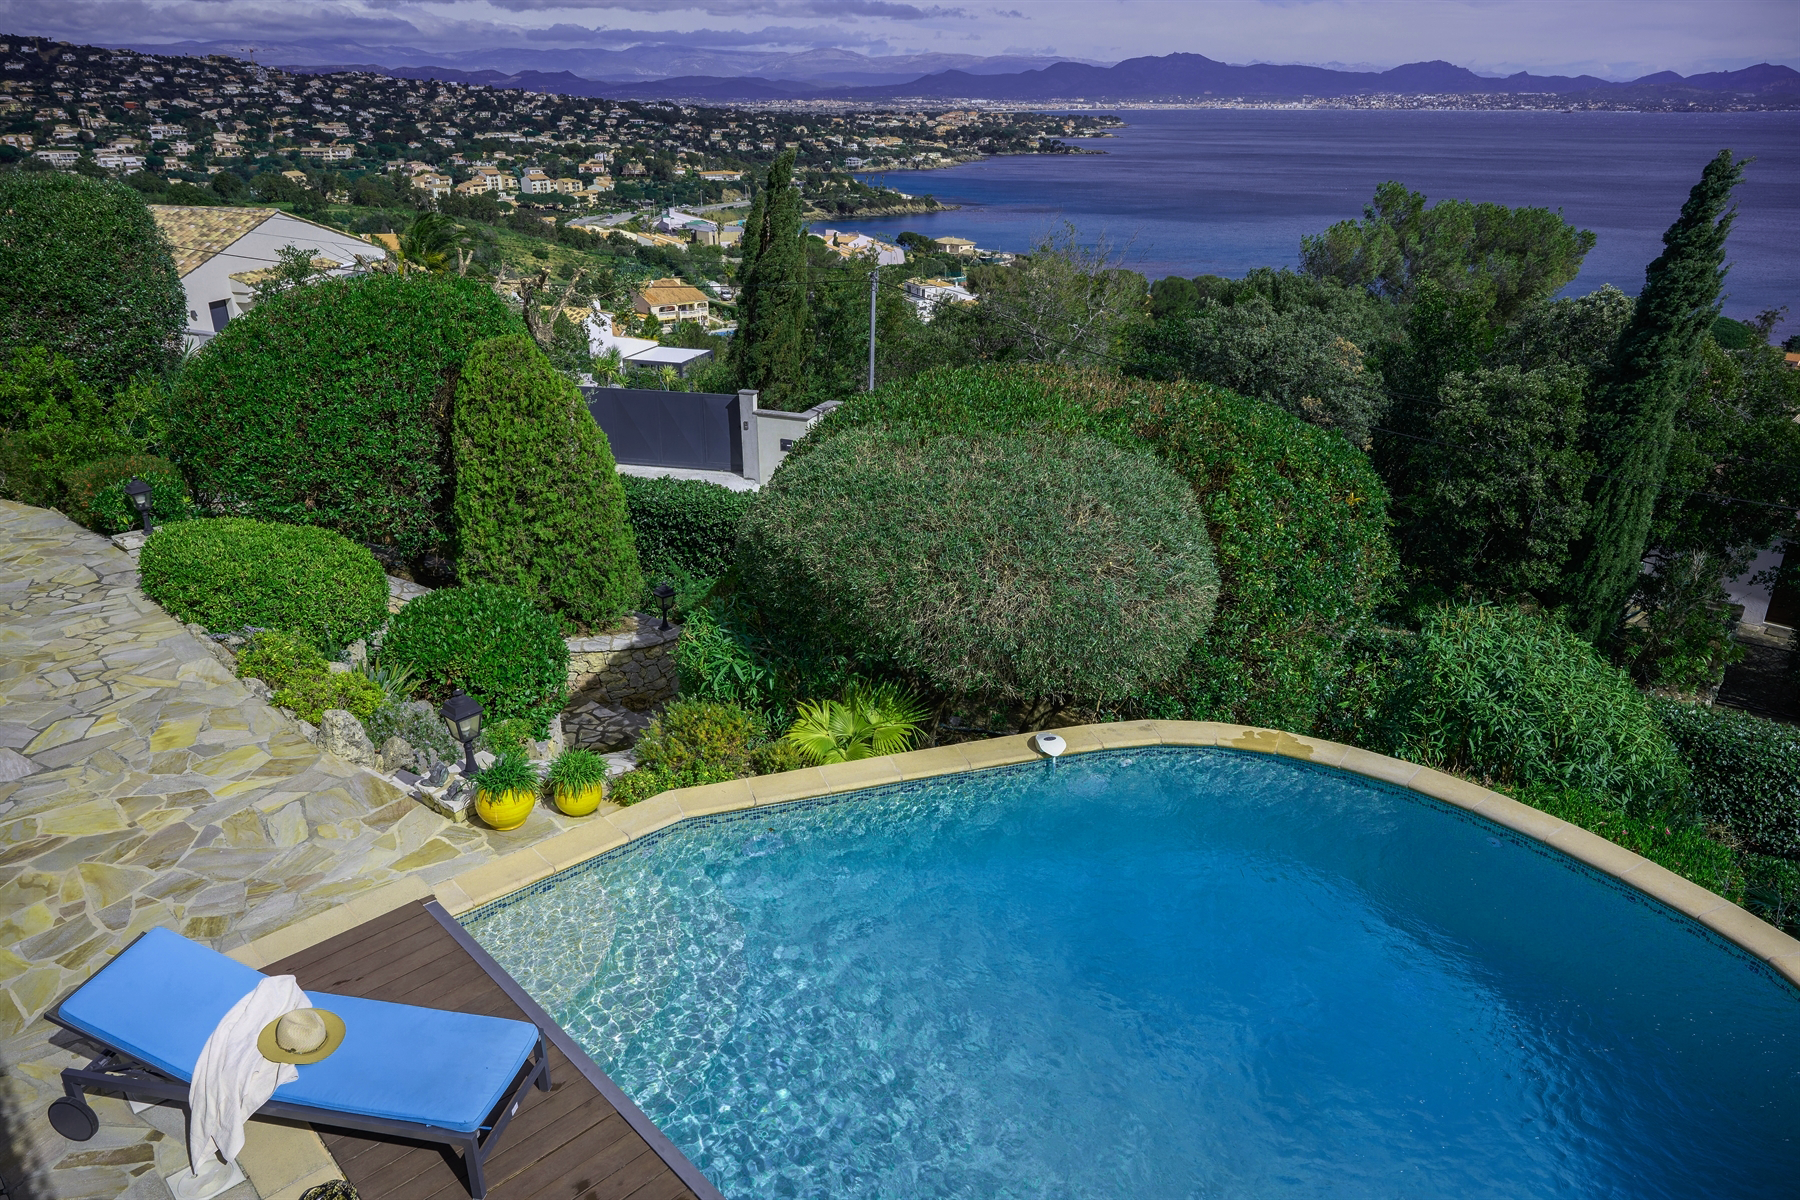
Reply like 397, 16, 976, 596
266, 900, 721, 1200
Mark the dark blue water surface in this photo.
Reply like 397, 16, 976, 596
468, 748, 1800, 1200
819, 109, 1799, 322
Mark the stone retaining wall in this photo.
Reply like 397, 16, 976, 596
566, 613, 680, 709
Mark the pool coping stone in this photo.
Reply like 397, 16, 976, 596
245, 720, 1800, 991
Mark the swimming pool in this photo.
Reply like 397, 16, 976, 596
464, 747, 1800, 1199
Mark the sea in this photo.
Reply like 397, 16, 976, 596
819, 109, 1799, 323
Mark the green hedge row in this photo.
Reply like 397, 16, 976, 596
620, 474, 753, 581
1657, 699, 1800, 859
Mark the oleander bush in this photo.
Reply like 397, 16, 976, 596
795, 364, 1394, 731
741, 425, 1219, 721
382, 583, 569, 733
61, 453, 193, 534
139, 518, 388, 653
1386, 604, 1688, 816
620, 474, 754, 580
1656, 698, 1800, 859
166, 273, 521, 556
452, 334, 641, 626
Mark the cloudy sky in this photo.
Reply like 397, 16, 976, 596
3, 0, 1792, 77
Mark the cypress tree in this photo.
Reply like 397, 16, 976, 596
731, 151, 810, 409
1566, 150, 1745, 643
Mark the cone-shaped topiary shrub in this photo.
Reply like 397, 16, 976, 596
138, 518, 388, 653
452, 333, 641, 627
166, 273, 521, 556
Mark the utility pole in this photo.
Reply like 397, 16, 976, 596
867, 264, 879, 392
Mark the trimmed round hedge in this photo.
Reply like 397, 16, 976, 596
792, 364, 1395, 730
1388, 604, 1688, 816
740, 427, 1219, 708
139, 518, 389, 653
620, 474, 753, 581
166, 273, 522, 556
382, 584, 569, 733
1656, 698, 1800, 859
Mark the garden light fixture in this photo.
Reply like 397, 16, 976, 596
440, 689, 483, 778
123, 478, 154, 535
653, 582, 676, 630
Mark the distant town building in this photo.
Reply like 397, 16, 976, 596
818, 229, 906, 266
932, 235, 978, 257
632, 277, 711, 326
904, 277, 976, 322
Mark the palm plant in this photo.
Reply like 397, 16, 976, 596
783, 681, 931, 765
398, 212, 457, 274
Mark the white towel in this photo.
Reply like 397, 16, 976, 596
175, 974, 309, 1199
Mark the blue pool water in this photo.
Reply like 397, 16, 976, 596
465, 748, 1800, 1199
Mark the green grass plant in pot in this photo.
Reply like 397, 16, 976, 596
474, 750, 538, 831
547, 749, 609, 816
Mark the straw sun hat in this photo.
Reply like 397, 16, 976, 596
257, 1008, 346, 1065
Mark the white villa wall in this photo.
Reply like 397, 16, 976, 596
178, 213, 387, 349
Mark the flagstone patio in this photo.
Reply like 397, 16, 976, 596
0, 502, 601, 1200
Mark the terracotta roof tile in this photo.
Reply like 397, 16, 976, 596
148, 205, 279, 276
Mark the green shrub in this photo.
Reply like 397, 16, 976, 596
620, 474, 754, 580
749, 739, 807, 776
364, 698, 459, 764
139, 518, 389, 653
1656, 699, 1800, 859
671, 602, 782, 713
236, 629, 328, 692
62, 453, 193, 534
275, 670, 384, 727
0, 172, 186, 390
1388, 604, 1688, 815
608, 766, 683, 806
1512, 784, 1742, 902
1744, 854, 1800, 937
236, 629, 383, 725
382, 583, 569, 733
166, 273, 521, 556
451, 334, 641, 626
479, 717, 536, 758
741, 427, 1219, 719
0, 348, 136, 509
797, 365, 1394, 730
633, 698, 764, 780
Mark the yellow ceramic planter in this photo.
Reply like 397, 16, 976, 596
475, 786, 537, 831
554, 781, 606, 817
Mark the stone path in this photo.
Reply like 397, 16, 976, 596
0, 502, 599, 1200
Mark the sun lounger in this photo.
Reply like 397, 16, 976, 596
45, 926, 550, 1199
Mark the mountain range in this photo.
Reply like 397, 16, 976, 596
116, 38, 1798, 105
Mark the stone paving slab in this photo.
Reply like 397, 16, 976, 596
0, 502, 604, 1200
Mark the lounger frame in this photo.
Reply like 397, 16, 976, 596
45, 1010, 551, 1200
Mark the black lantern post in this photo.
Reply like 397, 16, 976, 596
652, 582, 676, 631
440, 689, 484, 778
123, 478, 154, 535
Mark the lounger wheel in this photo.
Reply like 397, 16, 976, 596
48, 1096, 99, 1141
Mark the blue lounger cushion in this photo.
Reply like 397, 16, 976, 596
55, 926, 539, 1134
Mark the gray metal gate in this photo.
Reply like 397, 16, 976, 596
583, 388, 742, 474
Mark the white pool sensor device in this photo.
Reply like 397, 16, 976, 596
1033, 732, 1066, 759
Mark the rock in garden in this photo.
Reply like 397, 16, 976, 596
319, 709, 377, 767
379, 735, 416, 775
243, 677, 273, 703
